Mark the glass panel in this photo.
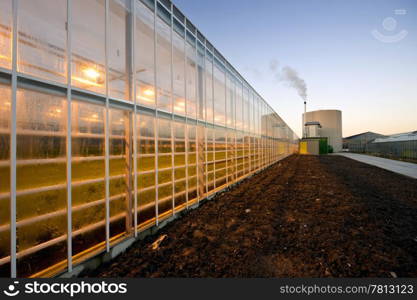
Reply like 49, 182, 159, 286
235, 79, 243, 130
197, 125, 206, 197
109, 108, 132, 238
205, 55, 213, 124
71, 100, 106, 260
187, 124, 197, 201
206, 127, 215, 192
172, 31, 185, 116
72, 0, 106, 94
156, 17, 172, 112
0, 83, 11, 277
243, 86, 249, 132
137, 113, 156, 225
18, 0, 67, 83
226, 73, 235, 128
214, 128, 226, 188
197, 49, 205, 120
213, 63, 225, 126
135, 1, 155, 107
16, 87, 67, 277
173, 122, 186, 208
109, 0, 130, 100
0, 0, 12, 69
157, 118, 172, 216
186, 42, 196, 118
227, 130, 236, 182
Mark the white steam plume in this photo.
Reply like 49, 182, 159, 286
279, 66, 307, 100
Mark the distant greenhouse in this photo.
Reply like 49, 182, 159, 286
347, 131, 417, 162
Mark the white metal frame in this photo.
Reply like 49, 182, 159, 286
10, 0, 18, 279
66, 0, 73, 272
1, 0, 299, 278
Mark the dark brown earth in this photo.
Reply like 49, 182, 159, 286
88, 155, 417, 277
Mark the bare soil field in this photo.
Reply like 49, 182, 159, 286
88, 155, 417, 277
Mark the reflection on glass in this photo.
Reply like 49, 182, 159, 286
136, 2, 155, 107
72, 0, 106, 94
235, 79, 243, 130
156, 17, 172, 112
187, 124, 197, 202
71, 101, 106, 261
157, 118, 172, 215
205, 56, 214, 124
226, 73, 235, 128
0, 83, 11, 277
18, 0, 67, 83
186, 42, 197, 118
197, 125, 206, 198
214, 128, 226, 187
16, 87, 67, 277
0, 1, 12, 70
137, 113, 156, 226
109, 0, 130, 100
197, 49, 205, 121
109, 108, 131, 238
213, 62, 225, 126
173, 32, 185, 116
173, 122, 186, 208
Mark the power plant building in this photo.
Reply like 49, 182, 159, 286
303, 109, 343, 152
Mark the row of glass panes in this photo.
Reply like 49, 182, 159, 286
0, 0, 298, 278
0, 81, 296, 277
0, 0, 295, 139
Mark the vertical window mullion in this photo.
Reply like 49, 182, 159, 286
10, 0, 18, 278
153, 0, 159, 225
194, 42, 199, 202
204, 47, 208, 196
66, 0, 73, 272
170, 4, 175, 214
105, 0, 110, 252
132, 0, 138, 237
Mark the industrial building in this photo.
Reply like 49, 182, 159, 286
343, 131, 386, 152
347, 131, 417, 162
0, 0, 298, 277
303, 109, 343, 152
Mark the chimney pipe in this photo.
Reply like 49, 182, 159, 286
303, 100, 307, 138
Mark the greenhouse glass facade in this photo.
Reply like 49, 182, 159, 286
0, 0, 298, 277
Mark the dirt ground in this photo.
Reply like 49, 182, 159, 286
88, 155, 417, 277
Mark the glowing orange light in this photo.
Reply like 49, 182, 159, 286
0, 54, 10, 61
83, 68, 100, 80
176, 99, 185, 107
143, 89, 155, 97
174, 105, 184, 112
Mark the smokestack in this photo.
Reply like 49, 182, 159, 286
304, 100, 307, 138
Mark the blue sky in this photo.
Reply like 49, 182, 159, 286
174, 0, 417, 137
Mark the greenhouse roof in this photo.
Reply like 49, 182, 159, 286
373, 131, 417, 143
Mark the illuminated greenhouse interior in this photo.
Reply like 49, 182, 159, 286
0, 0, 299, 277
